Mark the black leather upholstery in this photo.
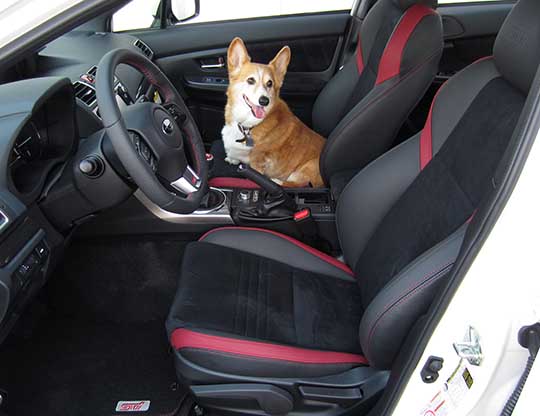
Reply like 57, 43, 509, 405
494, 0, 540, 94
359, 225, 466, 368
200, 227, 354, 280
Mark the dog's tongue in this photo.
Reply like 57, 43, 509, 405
253, 105, 265, 119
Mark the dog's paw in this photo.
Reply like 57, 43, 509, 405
271, 178, 284, 185
225, 157, 240, 165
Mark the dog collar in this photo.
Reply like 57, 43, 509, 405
236, 124, 254, 147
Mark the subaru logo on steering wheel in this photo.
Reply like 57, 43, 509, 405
162, 118, 174, 135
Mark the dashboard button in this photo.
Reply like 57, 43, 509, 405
17, 263, 30, 278
35, 241, 49, 260
79, 155, 104, 178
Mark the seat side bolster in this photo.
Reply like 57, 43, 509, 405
171, 328, 367, 365
172, 329, 367, 379
431, 58, 500, 154
337, 133, 421, 267
312, 60, 359, 138
376, 5, 440, 85
359, 225, 467, 369
199, 227, 355, 281
320, 47, 440, 182
311, 0, 400, 137
399, 13, 443, 77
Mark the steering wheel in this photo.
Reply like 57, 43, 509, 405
96, 49, 208, 214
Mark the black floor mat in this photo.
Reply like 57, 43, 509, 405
48, 238, 187, 324
0, 237, 191, 416
0, 316, 185, 416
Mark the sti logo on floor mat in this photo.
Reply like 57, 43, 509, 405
116, 401, 151, 412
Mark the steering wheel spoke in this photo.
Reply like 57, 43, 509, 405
129, 130, 158, 172
171, 165, 201, 195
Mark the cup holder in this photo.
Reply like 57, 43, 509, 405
195, 188, 227, 214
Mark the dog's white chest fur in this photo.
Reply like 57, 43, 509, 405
221, 123, 252, 165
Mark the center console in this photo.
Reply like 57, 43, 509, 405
230, 188, 334, 219
136, 180, 339, 251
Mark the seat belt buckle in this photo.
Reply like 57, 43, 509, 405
294, 208, 311, 222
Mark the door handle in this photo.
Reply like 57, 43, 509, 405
200, 56, 225, 69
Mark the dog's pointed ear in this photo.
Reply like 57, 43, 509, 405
228, 37, 251, 76
269, 46, 291, 87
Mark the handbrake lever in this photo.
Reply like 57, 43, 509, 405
237, 164, 297, 213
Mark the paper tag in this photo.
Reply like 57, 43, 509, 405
419, 359, 473, 416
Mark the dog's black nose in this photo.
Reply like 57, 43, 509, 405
259, 96, 270, 107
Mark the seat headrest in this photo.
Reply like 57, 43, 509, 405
494, 0, 540, 94
392, 0, 438, 10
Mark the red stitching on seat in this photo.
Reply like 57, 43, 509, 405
199, 227, 354, 276
171, 328, 368, 365
375, 4, 437, 85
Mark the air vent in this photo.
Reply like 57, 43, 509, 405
87, 65, 97, 77
133, 39, 154, 59
73, 81, 97, 107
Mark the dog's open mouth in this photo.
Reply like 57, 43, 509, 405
243, 94, 266, 119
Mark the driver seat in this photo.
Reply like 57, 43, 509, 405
167, 0, 538, 414
210, 0, 443, 196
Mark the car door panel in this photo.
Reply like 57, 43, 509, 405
438, 3, 514, 79
135, 13, 348, 59
133, 12, 350, 143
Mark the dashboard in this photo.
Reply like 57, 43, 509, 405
38, 31, 153, 137
0, 29, 156, 338
9, 86, 76, 199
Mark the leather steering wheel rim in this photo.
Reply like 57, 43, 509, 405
96, 48, 208, 214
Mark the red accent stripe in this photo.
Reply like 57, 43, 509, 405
171, 328, 368, 365
356, 33, 365, 74
419, 56, 492, 170
375, 5, 436, 85
209, 177, 260, 189
419, 81, 447, 169
419, 99, 434, 170
199, 226, 354, 276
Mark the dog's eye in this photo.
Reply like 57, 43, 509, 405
247, 77, 256, 85
266, 80, 273, 88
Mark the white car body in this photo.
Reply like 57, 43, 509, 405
394, 123, 540, 414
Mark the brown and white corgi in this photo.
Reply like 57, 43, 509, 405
221, 37, 325, 187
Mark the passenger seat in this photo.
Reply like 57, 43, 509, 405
211, 0, 443, 197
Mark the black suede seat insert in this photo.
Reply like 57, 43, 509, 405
168, 242, 363, 354
356, 77, 525, 306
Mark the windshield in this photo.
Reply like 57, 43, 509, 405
0, 0, 84, 49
